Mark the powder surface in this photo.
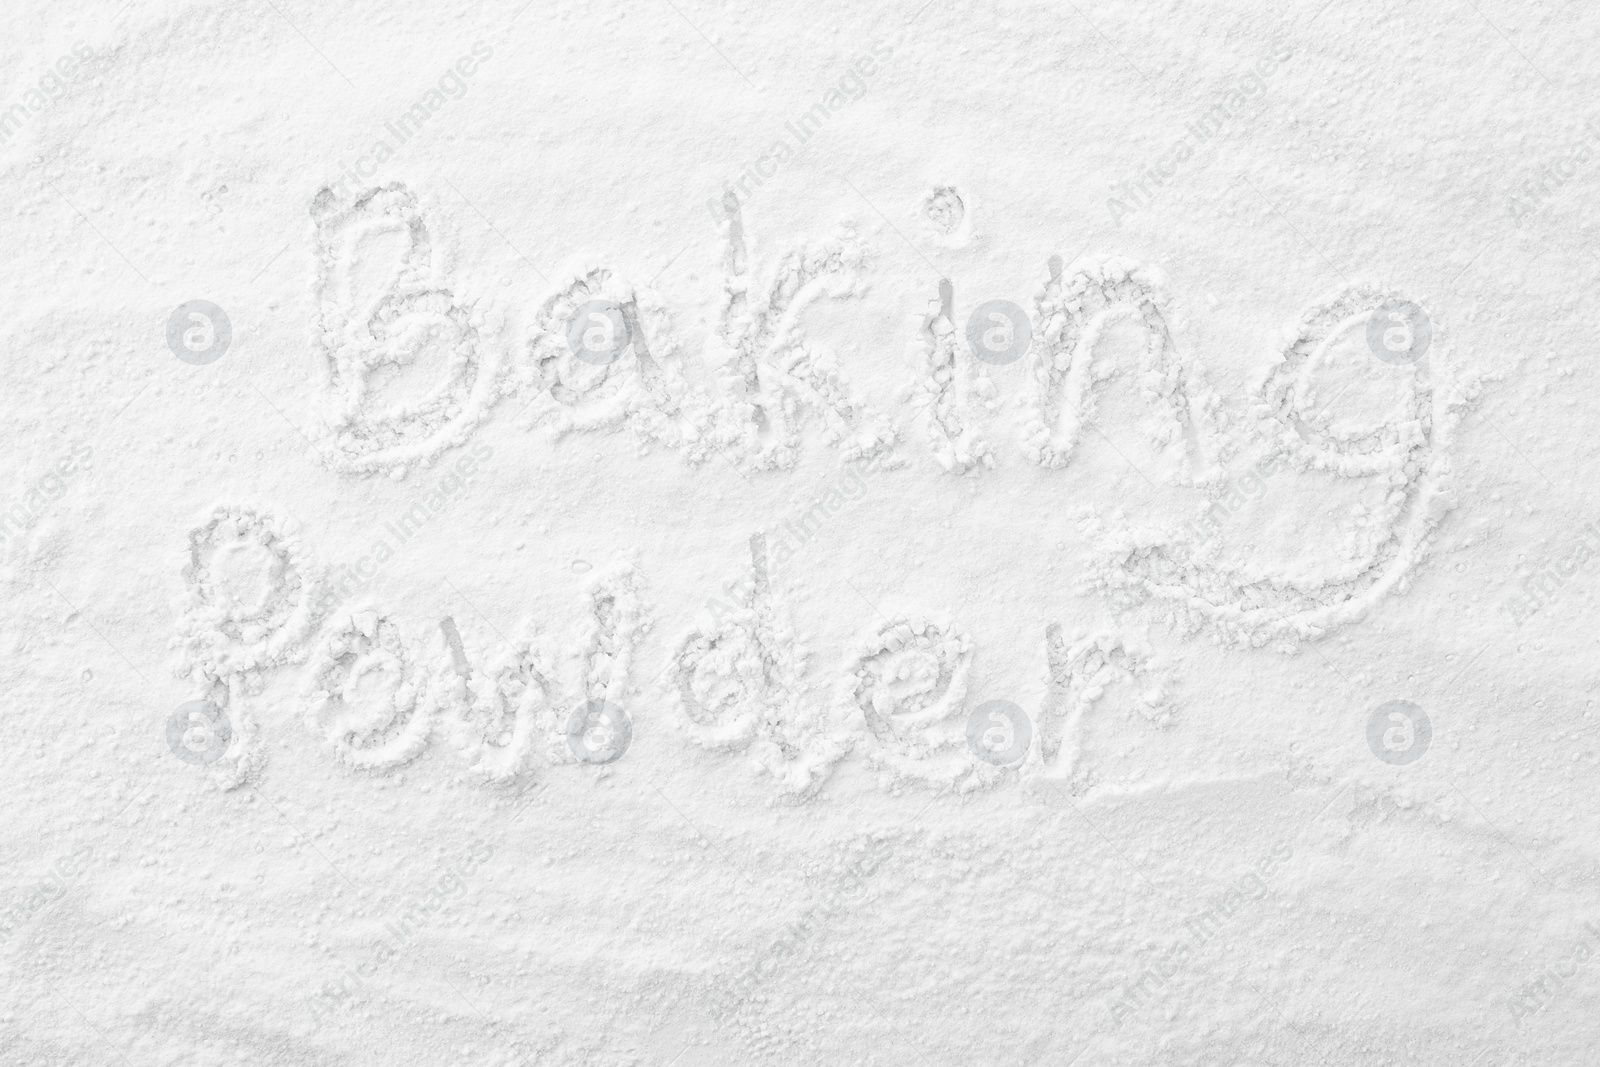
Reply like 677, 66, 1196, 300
1, 2, 1595, 1064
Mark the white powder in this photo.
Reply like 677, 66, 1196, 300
2, 2, 1594, 1064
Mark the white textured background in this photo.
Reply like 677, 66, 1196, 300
2, 0, 1597, 1063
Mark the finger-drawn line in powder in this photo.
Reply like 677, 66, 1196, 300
670, 533, 847, 793
923, 186, 964, 236
309, 182, 505, 478
837, 613, 999, 791
546, 556, 648, 768
714, 198, 897, 470
432, 559, 647, 779
1084, 285, 1465, 649
918, 180, 974, 248
429, 614, 557, 782
439, 615, 471, 677
1023, 255, 1221, 482
303, 606, 433, 771
909, 278, 996, 474
1032, 625, 1172, 784
171, 503, 324, 789
521, 265, 731, 461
